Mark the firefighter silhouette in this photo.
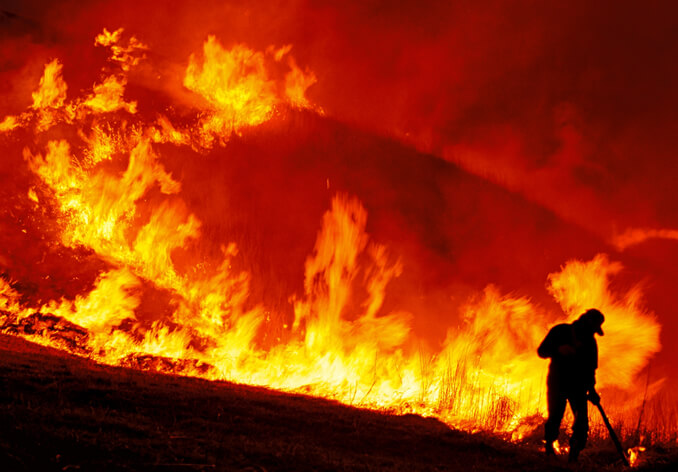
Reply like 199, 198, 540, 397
537, 308, 605, 462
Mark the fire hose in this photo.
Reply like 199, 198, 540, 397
594, 400, 630, 466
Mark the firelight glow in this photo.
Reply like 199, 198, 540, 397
0, 27, 665, 453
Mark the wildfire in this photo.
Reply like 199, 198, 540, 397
0, 27, 666, 447
628, 446, 646, 467
552, 439, 568, 456
31, 59, 68, 110
94, 27, 147, 71
184, 36, 319, 145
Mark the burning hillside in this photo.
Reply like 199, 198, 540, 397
0, 2, 677, 468
6, 333, 675, 471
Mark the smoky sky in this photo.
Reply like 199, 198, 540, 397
4, 0, 678, 235
2, 0, 678, 377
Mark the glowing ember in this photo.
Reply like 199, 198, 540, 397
628, 446, 646, 467
552, 439, 568, 456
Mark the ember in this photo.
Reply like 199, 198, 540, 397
629, 446, 646, 467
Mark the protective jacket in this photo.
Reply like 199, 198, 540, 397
537, 321, 598, 392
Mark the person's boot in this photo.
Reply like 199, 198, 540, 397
568, 446, 581, 463
544, 441, 555, 457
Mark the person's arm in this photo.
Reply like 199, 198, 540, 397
538, 325, 574, 359
587, 341, 600, 404
588, 389, 600, 405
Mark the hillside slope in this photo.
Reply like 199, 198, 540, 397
0, 334, 675, 471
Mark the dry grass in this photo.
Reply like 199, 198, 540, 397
0, 334, 676, 471
424, 349, 677, 447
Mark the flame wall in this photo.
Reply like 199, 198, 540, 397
0, 0, 674, 439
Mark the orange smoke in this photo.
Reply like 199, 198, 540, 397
612, 228, 678, 252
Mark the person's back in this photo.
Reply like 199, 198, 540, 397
538, 321, 598, 391
537, 309, 604, 462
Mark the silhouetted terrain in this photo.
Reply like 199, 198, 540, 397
0, 334, 675, 471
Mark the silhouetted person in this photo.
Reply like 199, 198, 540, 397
537, 308, 605, 462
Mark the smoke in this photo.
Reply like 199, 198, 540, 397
6, 1, 677, 233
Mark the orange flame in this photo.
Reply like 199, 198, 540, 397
552, 439, 569, 455
0, 115, 19, 132
83, 75, 137, 114
628, 446, 646, 467
0, 28, 666, 445
548, 255, 661, 389
94, 27, 147, 71
184, 36, 318, 144
31, 59, 68, 110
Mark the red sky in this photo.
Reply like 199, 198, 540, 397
4, 0, 678, 237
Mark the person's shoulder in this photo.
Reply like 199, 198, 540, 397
550, 323, 570, 331
548, 323, 571, 335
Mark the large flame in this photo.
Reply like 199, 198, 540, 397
184, 36, 319, 145
548, 255, 661, 389
0, 28, 666, 444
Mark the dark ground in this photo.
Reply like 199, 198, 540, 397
0, 334, 675, 472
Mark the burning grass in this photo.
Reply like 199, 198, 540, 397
0, 24, 674, 465
1, 334, 676, 471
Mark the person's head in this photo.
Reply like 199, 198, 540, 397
576, 308, 605, 336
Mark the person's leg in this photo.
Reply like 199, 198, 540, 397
544, 385, 567, 454
568, 390, 589, 462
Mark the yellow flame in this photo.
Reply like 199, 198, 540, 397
628, 446, 646, 467
95, 27, 123, 47
29, 59, 74, 131
79, 125, 118, 166
95, 27, 147, 71
0, 28, 666, 445
32, 59, 67, 110
552, 439, 570, 455
0, 279, 22, 315
548, 254, 661, 389
184, 36, 317, 143
27, 188, 39, 203
45, 268, 140, 332
83, 75, 137, 114
0, 115, 19, 132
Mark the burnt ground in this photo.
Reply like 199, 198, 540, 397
0, 334, 675, 472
